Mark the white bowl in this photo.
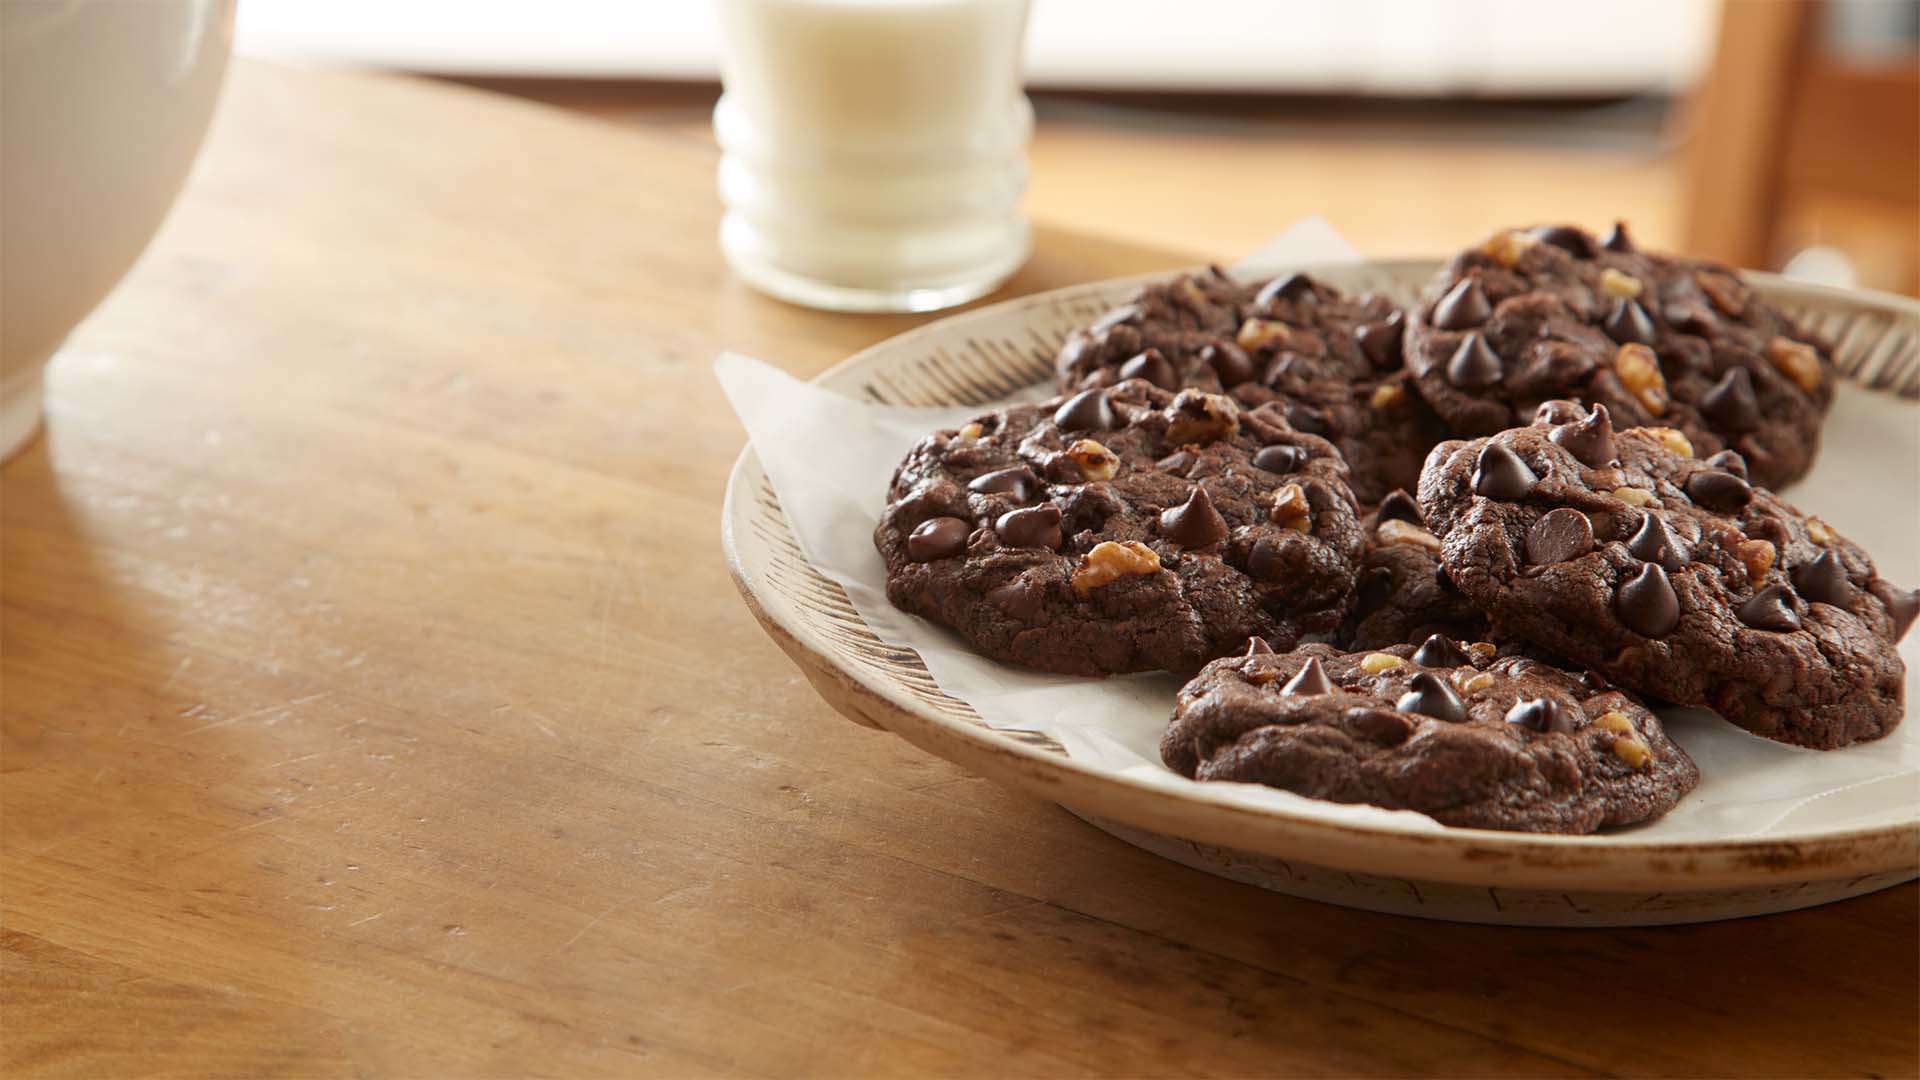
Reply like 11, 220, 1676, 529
0, 0, 234, 460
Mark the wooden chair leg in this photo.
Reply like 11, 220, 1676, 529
1680, 0, 1816, 271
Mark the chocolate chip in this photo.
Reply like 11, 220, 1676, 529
995, 504, 1062, 550
1625, 512, 1689, 571
1684, 469, 1752, 511
1529, 224, 1596, 259
1356, 314, 1404, 368
1263, 354, 1298, 383
1343, 707, 1415, 745
1053, 389, 1115, 432
1119, 348, 1179, 391
1617, 562, 1681, 637
1706, 449, 1748, 479
1445, 333, 1503, 388
1247, 535, 1296, 581
1282, 656, 1334, 696
1375, 489, 1423, 527
1792, 551, 1852, 607
1434, 565, 1462, 595
1505, 697, 1581, 734
1201, 341, 1254, 387
1245, 636, 1274, 656
1356, 566, 1393, 613
1156, 451, 1193, 474
1548, 402, 1617, 467
1603, 298, 1656, 346
1432, 280, 1492, 331
1738, 584, 1802, 632
1396, 671, 1467, 722
1471, 442, 1537, 500
1601, 221, 1635, 253
1533, 399, 1587, 426
1527, 507, 1595, 565
907, 517, 971, 561
1411, 633, 1471, 667
1159, 487, 1229, 548
1668, 302, 1717, 337
1252, 444, 1305, 474
1286, 403, 1330, 436
987, 577, 1043, 619
1700, 367, 1761, 433
1255, 272, 1317, 307
969, 466, 1041, 501
1868, 578, 1920, 641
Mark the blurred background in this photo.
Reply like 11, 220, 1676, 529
238, 0, 1919, 294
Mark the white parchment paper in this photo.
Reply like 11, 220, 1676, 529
719, 220, 1920, 840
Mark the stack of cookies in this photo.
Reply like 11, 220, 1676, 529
874, 223, 1917, 834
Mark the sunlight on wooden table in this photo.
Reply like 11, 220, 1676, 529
1, 60, 1911, 1078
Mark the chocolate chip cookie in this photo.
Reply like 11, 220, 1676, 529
1056, 268, 1443, 506
1405, 223, 1835, 488
876, 379, 1364, 676
1161, 637, 1698, 832
1419, 402, 1914, 749
1340, 490, 1490, 650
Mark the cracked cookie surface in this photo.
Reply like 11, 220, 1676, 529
1418, 402, 1913, 748
876, 379, 1363, 676
1339, 490, 1492, 650
1161, 637, 1698, 833
1056, 268, 1442, 505
1405, 223, 1835, 488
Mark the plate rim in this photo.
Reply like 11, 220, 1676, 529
721, 257, 1920, 892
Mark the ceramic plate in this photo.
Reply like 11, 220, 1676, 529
722, 259, 1920, 926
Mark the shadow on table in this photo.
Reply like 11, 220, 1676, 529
871, 789, 1917, 1077
1, 433, 351, 1073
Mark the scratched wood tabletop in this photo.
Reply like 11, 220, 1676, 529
2, 61, 1915, 1078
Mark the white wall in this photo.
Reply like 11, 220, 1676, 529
236, 0, 1717, 97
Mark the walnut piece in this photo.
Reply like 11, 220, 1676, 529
1615, 343, 1668, 415
1071, 540, 1162, 596
1164, 390, 1240, 445
1766, 337, 1822, 393
1368, 383, 1406, 411
1612, 737, 1652, 768
1244, 662, 1285, 686
1646, 426, 1693, 458
1359, 653, 1405, 675
1695, 270, 1747, 317
1594, 711, 1635, 735
1483, 230, 1539, 267
1736, 538, 1776, 581
1065, 439, 1119, 482
1270, 482, 1312, 532
1611, 486, 1657, 507
957, 422, 984, 440
1455, 671, 1496, 694
1235, 318, 1291, 352
1600, 268, 1643, 299
1376, 518, 1441, 552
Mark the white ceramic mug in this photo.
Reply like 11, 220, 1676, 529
0, 0, 234, 461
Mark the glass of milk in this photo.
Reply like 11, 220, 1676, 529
715, 0, 1033, 313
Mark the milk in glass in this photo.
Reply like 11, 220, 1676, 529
715, 0, 1032, 312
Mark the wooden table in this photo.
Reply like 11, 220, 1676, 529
3, 61, 1915, 1078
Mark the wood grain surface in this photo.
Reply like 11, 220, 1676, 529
2, 60, 1915, 1078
